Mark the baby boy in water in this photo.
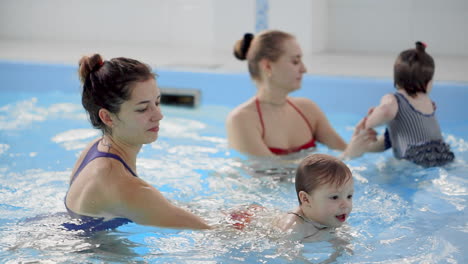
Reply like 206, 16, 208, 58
274, 154, 354, 241
227, 154, 354, 242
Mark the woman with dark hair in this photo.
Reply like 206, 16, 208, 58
64, 54, 211, 232
361, 42, 454, 167
226, 30, 373, 158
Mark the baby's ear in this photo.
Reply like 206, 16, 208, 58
298, 191, 310, 204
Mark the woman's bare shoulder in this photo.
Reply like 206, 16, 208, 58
289, 97, 320, 110
83, 156, 141, 195
288, 97, 325, 121
227, 99, 257, 123
70, 138, 101, 173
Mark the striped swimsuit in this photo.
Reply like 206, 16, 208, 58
384, 92, 454, 167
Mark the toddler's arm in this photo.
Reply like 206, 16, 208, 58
365, 94, 398, 129
365, 134, 387, 152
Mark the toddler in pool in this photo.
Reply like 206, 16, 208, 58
360, 41, 454, 167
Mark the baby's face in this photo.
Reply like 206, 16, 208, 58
303, 177, 354, 228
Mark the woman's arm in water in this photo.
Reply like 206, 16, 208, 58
305, 100, 347, 151
110, 169, 211, 230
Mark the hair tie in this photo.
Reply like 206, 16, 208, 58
241, 33, 254, 58
415, 41, 427, 52
92, 59, 105, 72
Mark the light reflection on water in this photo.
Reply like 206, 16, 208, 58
0, 95, 467, 263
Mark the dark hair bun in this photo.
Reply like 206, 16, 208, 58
233, 33, 254, 60
415, 41, 427, 52
78, 54, 104, 83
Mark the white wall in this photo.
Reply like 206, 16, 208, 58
212, 0, 255, 54
0, 0, 217, 52
1, 0, 467, 56
328, 0, 468, 56
269, 0, 328, 54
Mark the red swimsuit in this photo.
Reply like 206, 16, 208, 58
255, 98, 316, 155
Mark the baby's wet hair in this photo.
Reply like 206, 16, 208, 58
394, 41, 435, 97
295, 154, 352, 205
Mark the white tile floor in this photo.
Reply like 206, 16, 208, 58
1, 39, 467, 82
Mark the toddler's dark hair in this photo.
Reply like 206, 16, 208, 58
394, 41, 435, 97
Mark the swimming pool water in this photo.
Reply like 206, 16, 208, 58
0, 61, 467, 263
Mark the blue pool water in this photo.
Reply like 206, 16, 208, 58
0, 61, 467, 263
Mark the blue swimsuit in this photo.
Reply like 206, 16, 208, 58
63, 140, 137, 233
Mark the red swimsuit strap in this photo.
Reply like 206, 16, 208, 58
286, 100, 314, 132
255, 97, 314, 138
255, 97, 317, 155
255, 97, 266, 139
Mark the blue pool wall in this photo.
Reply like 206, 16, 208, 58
1, 60, 467, 126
